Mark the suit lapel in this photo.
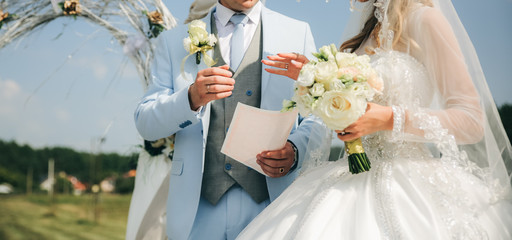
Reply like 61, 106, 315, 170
260, 5, 274, 100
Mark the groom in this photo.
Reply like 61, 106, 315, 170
134, 0, 317, 239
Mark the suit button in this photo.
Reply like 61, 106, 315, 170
246, 90, 252, 96
179, 120, 192, 129
225, 163, 232, 170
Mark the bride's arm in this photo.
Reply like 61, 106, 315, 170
397, 7, 484, 144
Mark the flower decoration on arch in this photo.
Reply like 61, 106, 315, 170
145, 10, 165, 38
0, 0, 177, 86
60, 0, 82, 16
0, 9, 17, 30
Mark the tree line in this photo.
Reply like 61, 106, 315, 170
0, 139, 139, 194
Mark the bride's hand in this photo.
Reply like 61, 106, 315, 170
336, 103, 394, 142
261, 53, 309, 80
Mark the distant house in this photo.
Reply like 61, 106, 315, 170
124, 169, 136, 178
0, 183, 13, 194
39, 178, 53, 192
67, 175, 86, 195
40, 174, 86, 195
100, 177, 115, 193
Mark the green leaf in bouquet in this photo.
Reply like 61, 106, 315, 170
281, 100, 296, 112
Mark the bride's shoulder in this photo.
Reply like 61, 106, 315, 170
405, 5, 450, 39
409, 5, 446, 27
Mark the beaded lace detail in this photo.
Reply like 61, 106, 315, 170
391, 105, 405, 141
374, 161, 402, 240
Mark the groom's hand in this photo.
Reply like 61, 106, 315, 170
256, 142, 295, 178
188, 65, 235, 111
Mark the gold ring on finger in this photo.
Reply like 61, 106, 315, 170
285, 63, 289, 70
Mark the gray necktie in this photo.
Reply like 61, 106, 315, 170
229, 13, 248, 71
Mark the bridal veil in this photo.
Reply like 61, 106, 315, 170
313, 0, 512, 198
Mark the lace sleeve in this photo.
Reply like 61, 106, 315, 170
401, 7, 484, 145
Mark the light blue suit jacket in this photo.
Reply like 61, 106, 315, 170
134, 5, 317, 240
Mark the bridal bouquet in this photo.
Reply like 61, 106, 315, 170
282, 44, 383, 174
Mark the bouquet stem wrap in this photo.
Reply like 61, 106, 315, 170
345, 138, 371, 174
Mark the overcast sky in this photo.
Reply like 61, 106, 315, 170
0, 0, 510, 155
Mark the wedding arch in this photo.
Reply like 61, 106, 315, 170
1, 1, 223, 239
0, 0, 176, 87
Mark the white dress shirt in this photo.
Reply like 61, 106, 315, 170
214, 2, 262, 67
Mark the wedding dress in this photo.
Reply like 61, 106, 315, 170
126, 151, 172, 240
236, 2, 512, 239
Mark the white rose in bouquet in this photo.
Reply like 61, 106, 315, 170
314, 61, 338, 85
335, 52, 357, 67
309, 83, 325, 97
292, 92, 315, 116
297, 63, 316, 87
317, 44, 336, 62
315, 90, 366, 131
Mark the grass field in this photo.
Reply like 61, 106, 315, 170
0, 194, 131, 240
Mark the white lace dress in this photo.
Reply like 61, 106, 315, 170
236, 48, 512, 239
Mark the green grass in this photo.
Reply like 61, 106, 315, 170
0, 194, 132, 240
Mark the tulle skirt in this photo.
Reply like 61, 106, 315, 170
236, 157, 512, 240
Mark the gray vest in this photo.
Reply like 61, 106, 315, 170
201, 16, 268, 206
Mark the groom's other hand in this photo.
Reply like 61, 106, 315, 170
188, 65, 235, 111
256, 142, 295, 178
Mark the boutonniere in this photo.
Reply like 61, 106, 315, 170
181, 20, 217, 78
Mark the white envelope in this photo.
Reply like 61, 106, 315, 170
221, 102, 298, 176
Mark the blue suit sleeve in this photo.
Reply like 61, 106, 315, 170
134, 30, 201, 141
287, 23, 321, 172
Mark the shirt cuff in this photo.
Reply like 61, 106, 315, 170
287, 140, 299, 171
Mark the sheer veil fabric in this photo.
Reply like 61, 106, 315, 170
236, 0, 512, 239
341, 0, 512, 190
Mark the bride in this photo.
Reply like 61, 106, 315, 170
236, 0, 512, 239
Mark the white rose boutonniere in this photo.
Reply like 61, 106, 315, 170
181, 19, 217, 79
282, 44, 384, 174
